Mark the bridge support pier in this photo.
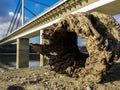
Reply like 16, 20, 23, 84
16, 38, 29, 69
40, 30, 45, 66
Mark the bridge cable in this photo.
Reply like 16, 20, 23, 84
28, 0, 50, 7
24, 6, 36, 16
9, 1, 22, 33
6, 0, 21, 35
7, 0, 51, 35
15, 7, 22, 30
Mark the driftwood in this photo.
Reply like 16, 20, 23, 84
31, 12, 120, 83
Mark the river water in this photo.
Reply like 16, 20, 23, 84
0, 53, 40, 69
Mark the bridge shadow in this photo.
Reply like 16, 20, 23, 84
101, 61, 120, 83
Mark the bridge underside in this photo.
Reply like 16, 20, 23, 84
90, 0, 120, 15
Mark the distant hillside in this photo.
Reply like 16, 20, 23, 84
0, 44, 36, 53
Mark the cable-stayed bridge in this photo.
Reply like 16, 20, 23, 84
0, 0, 120, 68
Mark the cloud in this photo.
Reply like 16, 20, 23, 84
9, 12, 14, 17
0, 11, 22, 40
0, 22, 10, 39
0, 0, 16, 40
0, 13, 11, 39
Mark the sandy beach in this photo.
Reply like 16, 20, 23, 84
0, 59, 120, 90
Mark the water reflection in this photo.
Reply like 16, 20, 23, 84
0, 53, 40, 71
10, 61, 40, 68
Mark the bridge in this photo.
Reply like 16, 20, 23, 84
0, 0, 120, 69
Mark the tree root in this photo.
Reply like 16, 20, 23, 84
31, 12, 120, 83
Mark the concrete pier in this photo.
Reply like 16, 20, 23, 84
16, 38, 29, 69
40, 30, 45, 66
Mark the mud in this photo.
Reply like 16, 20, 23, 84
31, 12, 120, 83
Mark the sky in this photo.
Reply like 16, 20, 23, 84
0, 0, 120, 44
